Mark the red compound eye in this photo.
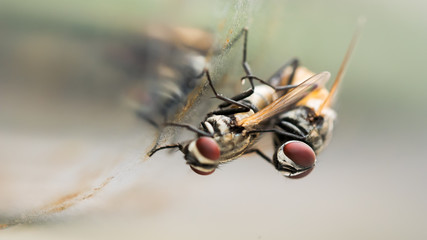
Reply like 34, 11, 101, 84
283, 141, 316, 179
196, 137, 220, 161
189, 137, 220, 176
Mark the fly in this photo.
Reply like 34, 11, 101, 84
249, 19, 364, 178
149, 28, 327, 175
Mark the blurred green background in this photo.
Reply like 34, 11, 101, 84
1, 0, 426, 239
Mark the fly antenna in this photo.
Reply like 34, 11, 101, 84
317, 17, 366, 115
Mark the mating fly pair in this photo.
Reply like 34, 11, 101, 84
149, 23, 362, 177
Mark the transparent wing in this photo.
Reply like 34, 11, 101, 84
237, 71, 331, 128
317, 18, 364, 114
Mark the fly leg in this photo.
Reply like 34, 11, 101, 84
267, 58, 300, 88
148, 122, 213, 157
148, 143, 183, 157
243, 148, 300, 174
205, 70, 253, 111
248, 128, 306, 141
244, 148, 273, 164
275, 120, 307, 139
221, 29, 301, 107
219, 28, 257, 108
209, 107, 252, 116
238, 29, 301, 94
209, 29, 300, 110
164, 122, 212, 137
240, 58, 300, 94
244, 148, 312, 176
244, 148, 306, 175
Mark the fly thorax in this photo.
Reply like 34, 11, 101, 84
233, 109, 255, 123
247, 85, 277, 109
215, 133, 237, 152
214, 132, 253, 162
204, 114, 233, 135
233, 85, 277, 122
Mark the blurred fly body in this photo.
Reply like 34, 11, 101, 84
124, 25, 213, 128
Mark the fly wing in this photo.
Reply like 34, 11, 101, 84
317, 18, 364, 114
237, 71, 331, 128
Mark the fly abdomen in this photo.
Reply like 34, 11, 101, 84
273, 106, 325, 154
277, 120, 307, 138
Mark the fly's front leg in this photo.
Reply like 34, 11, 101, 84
244, 148, 273, 164
275, 120, 307, 139
243, 148, 302, 175
148, 143, 183, 157
240, 75, 299, 92
209, 107, 251, 116
225, 29, 301, 93
248, 128, 306, 141
148, 122, 212, 156
240, 58, 301, 93
205, 70, 252, 111
221, 30, 301, 109
164, 122, 212, 137
244, 146, 314, 178
241, 28, 252, 77
217, 89, 256, 109
267, 58, 299, 87
219, 28, 259, 108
